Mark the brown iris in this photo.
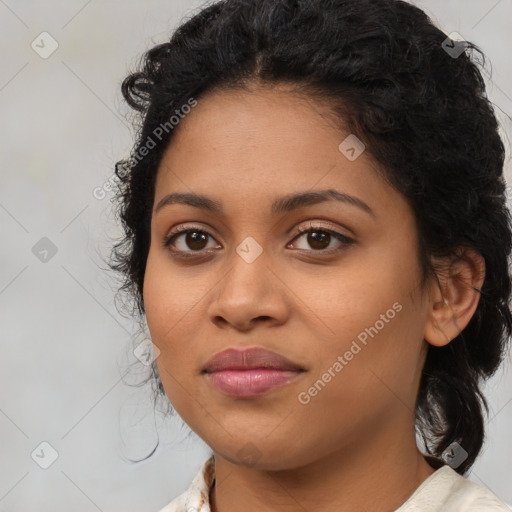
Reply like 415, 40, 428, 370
306, 231, 331, 250
186, 231, 208, 250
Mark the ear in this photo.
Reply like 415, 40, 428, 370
424, 247, 486, 347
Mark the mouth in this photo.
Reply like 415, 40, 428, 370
203, 346, 305, 373
204, 368, 305, 397
202, 347, 306, 397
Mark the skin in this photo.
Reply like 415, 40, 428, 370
143, 84, 485, 512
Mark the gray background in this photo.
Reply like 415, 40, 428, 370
0, 1, 511, 511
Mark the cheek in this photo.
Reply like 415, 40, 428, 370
304, 266, 400, 344
143, 253, 190, 378
307, 261, 425, 391
143, 251, 196, 337
293, 306, 422, 441
142, 252, 207, 397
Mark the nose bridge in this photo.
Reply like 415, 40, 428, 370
208, 236, 286, 328
220, 235, 270, 301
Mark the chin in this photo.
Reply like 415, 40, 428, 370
210, 439, 314, 471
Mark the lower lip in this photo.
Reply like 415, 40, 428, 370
205, 369, 303, 397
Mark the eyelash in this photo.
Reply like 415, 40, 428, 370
162, 223, 354, 258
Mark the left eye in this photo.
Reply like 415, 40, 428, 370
289, 228, 353, 251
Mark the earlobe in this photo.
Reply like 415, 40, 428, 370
424, 247, 486, 348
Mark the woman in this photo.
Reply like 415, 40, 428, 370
110, 0, 512, 510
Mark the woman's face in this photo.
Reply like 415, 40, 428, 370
143, 85, 433, 470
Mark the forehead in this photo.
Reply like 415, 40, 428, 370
153, 86, 408, 223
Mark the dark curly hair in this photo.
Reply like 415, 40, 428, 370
109, 0, 512, 474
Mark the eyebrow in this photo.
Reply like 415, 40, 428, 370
154, 189, 376, 218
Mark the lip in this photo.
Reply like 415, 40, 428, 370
202, 347, 305, 397
203, 347, 305, 372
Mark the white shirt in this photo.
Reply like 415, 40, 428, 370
159, 455, 511, 511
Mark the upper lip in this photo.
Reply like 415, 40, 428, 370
202, 347, 305, 373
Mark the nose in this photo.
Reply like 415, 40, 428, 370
207, 252, 289, 332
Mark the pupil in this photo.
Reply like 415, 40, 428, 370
187, 231, 207, 250
308, 231, 330, 250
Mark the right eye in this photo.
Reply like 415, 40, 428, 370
163, 225, 221, 255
